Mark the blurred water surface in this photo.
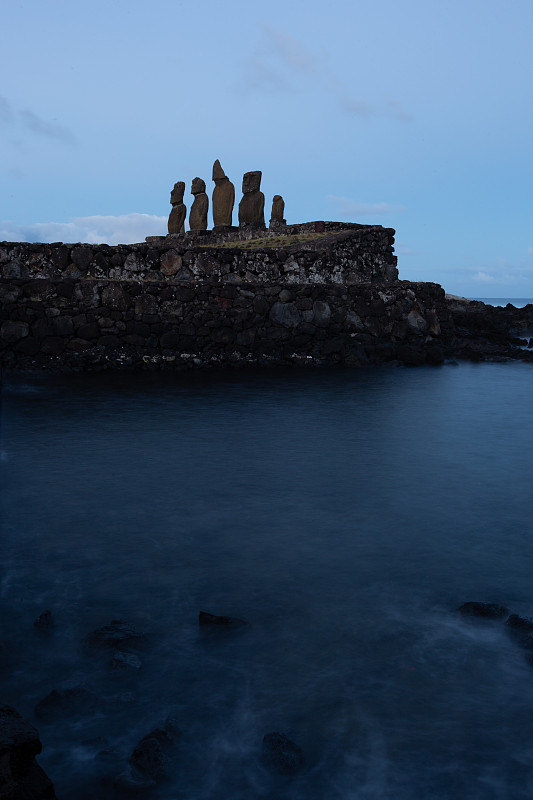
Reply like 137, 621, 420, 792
1, 362, 533, 799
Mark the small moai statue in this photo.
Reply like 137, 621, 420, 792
189, 177, 209, 231
212, 159, 235, 228
269, 195, 286, 227
168, 181, 186, 234
238, 171, 265, 227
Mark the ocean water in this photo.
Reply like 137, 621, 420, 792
1, 362, 533, 800
471, 297, 533, 308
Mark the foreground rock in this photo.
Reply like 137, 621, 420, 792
198, 610, 247, 628
0, 704, 57, 799
116, 716, 180, 791
458, 602, 509, 619
261, 732, 304, 775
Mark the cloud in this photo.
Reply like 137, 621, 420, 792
0, 213, 167, 245
0, 94, 77, 144
0, 95, 15, 126
473, 271, 496, 283
19, 109, 77, 144
239, 26, 412, 122
327, 195, 406, 218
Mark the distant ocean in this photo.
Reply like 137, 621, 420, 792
471, 297, 533, 308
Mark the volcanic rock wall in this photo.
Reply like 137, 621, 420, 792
0, 225, 460, 371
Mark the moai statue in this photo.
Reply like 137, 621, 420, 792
212, 159, 235, 228
189, 177, 209, 230
269, 195, 286, 227
238, 171, 265, 227
168, 181, 186, 234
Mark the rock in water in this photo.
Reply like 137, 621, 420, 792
189, 177, 209, 231
212, 159, 235, 227
84, 619, 146, 650
0, 704, 57, 799
198, 610, 247, 628
168, 181, 186, 234
238, 170, 265, 227
506, 614, 533, 634
261, 732, 304, 775
34, 686, 97, 721
458, 602, 509, 619
128, 717, 180, 781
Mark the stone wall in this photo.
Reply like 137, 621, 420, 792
0, 224, 397, 286
0, 274, 453, 371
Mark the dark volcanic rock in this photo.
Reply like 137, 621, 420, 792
261, 732, 304, 775
198, 610, 247, 628
0, 704, 57, 799
110, 651, 142, 670
505, 614, 533, 634
458, 602, 509, 619
128, 717, 180, 782
34, 610, 54, 634
84, 619, 146, 650
35, 686, 98, 721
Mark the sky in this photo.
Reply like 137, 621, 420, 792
1, 0, 532, 297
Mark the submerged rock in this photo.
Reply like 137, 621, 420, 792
458, 602, 509, 619
198, 610, 247, 628
84, 619, 146, 650
505, 614, 533, 634
35, 686, 98, 721
128, 717, 180, 782
34, 610, 54, 635
0, 704, 57, 799
261, 732, 304, 775
110, 651, 142, 670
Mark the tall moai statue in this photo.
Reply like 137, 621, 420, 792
238, 171, 265, 227
270, 195, 286, 227
189, 177, 209, 231
168, 181, 186, 234
212, 159, 235, 228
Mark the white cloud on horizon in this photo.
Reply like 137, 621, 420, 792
0, 213, 167, 245
327, 195, 406, 218
473, 270, 496, 283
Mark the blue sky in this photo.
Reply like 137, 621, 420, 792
1, 0, 532, 297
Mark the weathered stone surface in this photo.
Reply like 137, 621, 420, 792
212, 159, 235, 227
269, 301, 301, 328
160, 250, 183, 276
261, 732, 304, 775
1, 320, 29, 342
0, 705, 57, 799
458, 602, 509, 619
238, 171, 265, 227
168, 181, 186, 235
270, 194, 285, 225
189, 177, 209, 231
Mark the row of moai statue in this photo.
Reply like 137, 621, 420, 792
168, 160, 285, 234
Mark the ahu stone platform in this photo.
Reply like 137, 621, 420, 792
2, 221, 530, 372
